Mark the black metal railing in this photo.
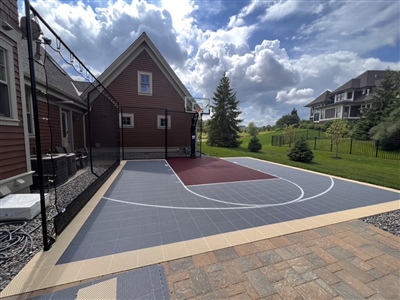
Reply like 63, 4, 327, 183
271, 132, 400, 160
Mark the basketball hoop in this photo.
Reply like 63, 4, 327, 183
184, 97, 211, 115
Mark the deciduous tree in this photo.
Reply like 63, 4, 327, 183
247, 122, 258, 137
326, 120, 349, 158
276, 108, 300, 129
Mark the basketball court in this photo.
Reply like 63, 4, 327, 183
56, 156, 398, 264
2, 157, 399, 298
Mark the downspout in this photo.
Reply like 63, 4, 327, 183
83, 109, 89, 150
87, 88, 99, 177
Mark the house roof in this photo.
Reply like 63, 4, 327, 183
305, 70, 388, 108
93, 32, 192, 100
332, 70, 387, 93
72, 80, 92, 96
22, 40, 86, 107
304, 90, 332, 107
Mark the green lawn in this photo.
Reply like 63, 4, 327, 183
199, 131, 400, 190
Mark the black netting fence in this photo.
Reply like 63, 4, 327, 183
54, 88, 120, 235
120, 106, 197, 160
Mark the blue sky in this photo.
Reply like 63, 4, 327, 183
19, 0, 400, 125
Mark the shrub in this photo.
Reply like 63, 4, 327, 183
248, 136, 262, 152
287, 139, 314, 163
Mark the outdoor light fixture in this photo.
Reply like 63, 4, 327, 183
42, 36, 52, 45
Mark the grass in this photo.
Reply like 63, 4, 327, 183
199, 131, 400, 190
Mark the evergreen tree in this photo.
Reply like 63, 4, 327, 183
248, 136, 262, 152
288, 139, 314, 163
207, 74, 242, 147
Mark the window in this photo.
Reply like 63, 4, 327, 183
119, 113, 134, 128
0, 48, 10, 118
361, 104, 372, 110
346, 91, 352, 100
0, 41, 18, 126
334, 93, 345, 102
25, 91, 34, 134
336, 106, 342, 118
157, 115, 171, 129
138, 71, 152, 95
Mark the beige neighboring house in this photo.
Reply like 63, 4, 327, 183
305, 70, 387, 123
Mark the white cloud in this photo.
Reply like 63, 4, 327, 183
276, 88, 314, 104
297, 1, 400, 55
228, 0, 265, 28
21, 0, 399, 128
261, 0, 300, 21
29, 0, 191, 73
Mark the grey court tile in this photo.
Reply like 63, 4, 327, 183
161, 230, 183, 244
57, 244, 92, 264
135, 233, 163, 249
197, 223, 221, 236
180, 226, 202, 240
28, 265, 170, 300
57, 159, 399, 265
86, 240, 117, 259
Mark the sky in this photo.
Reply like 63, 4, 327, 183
19, 0, 400, 126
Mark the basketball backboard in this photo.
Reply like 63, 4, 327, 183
185, 97, 211, 114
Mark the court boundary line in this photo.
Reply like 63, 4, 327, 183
102, 159, 336, 209
234, 157, 399, 192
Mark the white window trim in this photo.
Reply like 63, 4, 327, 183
335, 106, 342, 118
138, 71, 152, 96
25, 90, 35, 135
0, 39, 18, 126
157, 115, 171, 129
119, 113, 134, 128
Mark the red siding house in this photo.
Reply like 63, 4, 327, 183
89, 32, 192, 152
1, 1, 32, 195
1, 4, 87, 195
1, 4, 193, 197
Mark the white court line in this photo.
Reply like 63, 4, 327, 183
102, 161, 335, 210
102, 177, 333, 210
164, 159, 305, 207
164, 160, 264, 207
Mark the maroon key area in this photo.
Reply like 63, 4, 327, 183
167, 157, 276, 186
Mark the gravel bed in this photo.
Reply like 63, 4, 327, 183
0, 166, 105, 292
360, 210, 400, 236
1, 165, 399, 292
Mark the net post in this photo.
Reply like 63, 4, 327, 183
25, 0, 50, 251
199, 114, 203, 157
121, 106, 125, 160
165, 109, 168, 160
190, 112, 199, 158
